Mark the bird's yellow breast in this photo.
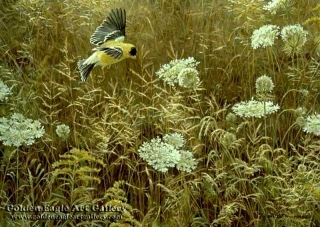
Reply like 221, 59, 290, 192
97, 51, 122, 67
96, 42, 136, 67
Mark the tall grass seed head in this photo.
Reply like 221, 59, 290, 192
251, 25, 280, 49
138, 137, 181, 172
163, 132, 185, 149
255, 75, 274, 93
232, 98, 280, 118
0, 113, 45, 147
56, 124, 70, 139
303, 113, 320, 136
0, 80, 11, 101
156, 57, 200, 87
176, 150, 197, 173
281, 24, 308, 55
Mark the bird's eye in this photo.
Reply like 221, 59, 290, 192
129, 47, 137, 56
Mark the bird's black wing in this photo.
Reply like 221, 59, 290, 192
90, 8, 126, 45
94, 46, 123, 59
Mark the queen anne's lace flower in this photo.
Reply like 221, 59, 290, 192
221, 132, 237, 147
0, 80, 11, 101
178, 68, 200, 88
0, 113, 45, 147
138, 133, 197, 173
303, 114, 320, 136
56, 124, 70, 139
176, 150, 197, 173
156, 57, 200, 87
263, 0, 289, 14
251, 25, 280, 49
163, 132, 185, 149
232, 99, 280, 118
281, 24, 308, 55
256, 75, 274, 94
138, 137, 181, 172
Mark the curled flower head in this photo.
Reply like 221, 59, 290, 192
56, 124, 70, 139
138, 137, 181, 172
303, 114, 320, 136
281, 24, 308, 55
176, 150, 197, 173
263, 0, 290, 14
296, 116, 306, 128
0, 113, 45, 147
156, 57, 200, 86
232, 98, 280, 118
294, 107, 307, 117
299, 89, 309, 97
220, 132, 237, 147
226, 112, 237, 127
256, 75, 274, 94
163, 132, 185, 149
251, 25, 280, 49
178, 68, 200, 89
0, 80, 11, 102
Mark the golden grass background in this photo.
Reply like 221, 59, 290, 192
1, 0, 320, 226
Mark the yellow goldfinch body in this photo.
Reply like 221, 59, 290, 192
78, 8, 137, 82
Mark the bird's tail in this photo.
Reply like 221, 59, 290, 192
77, 59, 95, 82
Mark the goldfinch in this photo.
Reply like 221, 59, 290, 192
78, 8, 137, 82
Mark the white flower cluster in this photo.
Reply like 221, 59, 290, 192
56, 124, 70, 139
251, 25, 280, 49
178, 68, 200, 88
263, 0, 289, 14
231, 76, 279, 118
0, 80, 11, 102
163, 132, 185, 148
303, 114, 320, 136
138, 133, 197, 173
255, 75, 274, 94
281, 24, 308, 55
175, 150, 197, 173
232, 99, 280, 118
156, 57, 200, 88
221, 132, 237, 147
0, 113, 45, 147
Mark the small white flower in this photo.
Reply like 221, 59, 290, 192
0, 113, 45, 147
303, 114, 320, 136
232, 98, 280, 118
163, 132, 185, 149
56, 124, 70, 139
221, 132, 237, 147
178, 68, 200, 88
138, 137, 181, 172
255, 75, 274, 94
281, 24, 308, 55
294, 107, 307, 117
251, 25, 280, 49
176, 150, 197, 173
263, 0, 290, 14
296, 116, 306, 128
0, 80, 11, 101
156, 57, 200, 86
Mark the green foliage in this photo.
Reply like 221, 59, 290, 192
1, 0, 320, 226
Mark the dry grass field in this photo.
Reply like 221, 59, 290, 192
1, 0, 320, 226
